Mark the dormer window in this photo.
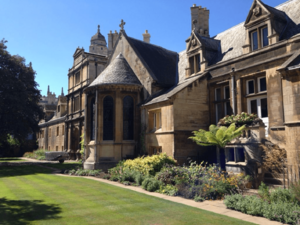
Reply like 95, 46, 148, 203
189, 54, 201, 75
261, 27, 269, 47
250, 26, 269, 51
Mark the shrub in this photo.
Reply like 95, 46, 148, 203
142, 178, 161, 192
23, 149, 47, 160
69, 168, 102, 176
269, 188, 297, 204
291, 180, 300, 203
134, 172, 144, 185
224, 192, 300, 224
123, 153, 176, 176
194, 195, 205, 202
159, 184, 178, 196
258, 182, 270, 201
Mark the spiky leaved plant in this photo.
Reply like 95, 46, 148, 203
189, 123, 246, 148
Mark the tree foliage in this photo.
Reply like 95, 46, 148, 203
189, 123, 246, 148
0, 39, 43, 144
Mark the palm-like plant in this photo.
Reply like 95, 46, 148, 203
189, 123, 246, 148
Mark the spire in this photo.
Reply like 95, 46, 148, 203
61, 87, 64, 96
97, 25, 100, 33
47, 85, 50, 94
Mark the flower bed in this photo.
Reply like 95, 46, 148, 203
23, 149, 48, 160
105, 154, 250, 201
219, 112, 258, 125
224, 183, 300, 224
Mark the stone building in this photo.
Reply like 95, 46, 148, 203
82, 0, 300, 172
38, 0, 300, 176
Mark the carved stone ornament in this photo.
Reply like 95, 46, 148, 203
192, 39, 197, 46
253, 5, 261, 17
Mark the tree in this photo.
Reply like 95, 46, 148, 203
189, 123, 246, 148
0, 39, 43, 145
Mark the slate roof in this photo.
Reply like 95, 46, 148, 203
143, 73, 207, 106
179, 0, 300, 68
126, 35, 178, 87
88, 53, 142, 88
44, 105, 56, 111
278, 49, 300, 70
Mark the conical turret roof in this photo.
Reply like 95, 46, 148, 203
88, 53, 142, 88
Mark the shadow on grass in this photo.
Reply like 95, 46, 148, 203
0, 197, 61, 225
0, 165, 54, 178
44, 162, 82, 171
0, 158, 24, 162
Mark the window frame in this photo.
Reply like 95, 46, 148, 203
257, 76, 267, 93
246, 79, 255, 95
261, 26, 269, 48
251, 30, 258, 51
225, 146, 246, 163
75, 72, 80, 85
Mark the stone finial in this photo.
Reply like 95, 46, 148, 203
97, 25, 100, 33
142, 30, 151, 43
47, 85, 50, 94
61, 87, 64, 96
119, 19, 126, 30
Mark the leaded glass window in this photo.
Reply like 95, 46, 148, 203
252, 31, 258, 51
123, 96, 134, 140
103, 96, 114, 140
90, 98, 95, 140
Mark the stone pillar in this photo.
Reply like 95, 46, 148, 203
94, 90, 98, 160
64, 123, 68, 150
67, 125, 72, 150
84, 93, 88, 159
236, 77, 242, 114
230, 73, 236, 115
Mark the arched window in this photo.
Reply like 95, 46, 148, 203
103, 96, 114, 140
123, 96, 134, 140
90, 98, 95, 140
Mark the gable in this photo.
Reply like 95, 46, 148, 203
73, 47, 84, 58
245, 0, 270, 26
186, 34, 201, 53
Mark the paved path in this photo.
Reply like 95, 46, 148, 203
2, 159, 286, 225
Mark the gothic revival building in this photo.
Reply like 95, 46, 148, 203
38, 0, 300, 175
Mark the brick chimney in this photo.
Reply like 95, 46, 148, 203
191, 4, 210, 37
142, 30, 151, 43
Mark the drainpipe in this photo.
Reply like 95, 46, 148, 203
231, 68, 236, 115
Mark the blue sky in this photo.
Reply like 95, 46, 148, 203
0, 0, 285, 96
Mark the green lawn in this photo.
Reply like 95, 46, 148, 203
0, 166, 254, 225
0, 157, 27, 162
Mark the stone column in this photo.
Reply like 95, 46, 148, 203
67, 125, 72, 150
84, 93, 88, 159
64, 123, 68, 150
94, 90, 98, 160
236, 77, 242, 114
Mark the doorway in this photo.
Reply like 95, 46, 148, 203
247, 95, 268, 136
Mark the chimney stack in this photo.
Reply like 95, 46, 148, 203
108, 30, 119, 56
191, 4, 210, 37
142, 30, 151, 43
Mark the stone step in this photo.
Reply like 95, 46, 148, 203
264, 172, 287, 179
264, 177, 288, 185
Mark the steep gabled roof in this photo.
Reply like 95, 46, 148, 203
143, 72, 208, 106
87, 53, 142, 88
125, 33, 179, 87
278, 49, 300, 70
